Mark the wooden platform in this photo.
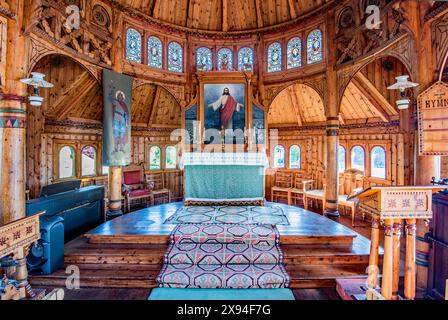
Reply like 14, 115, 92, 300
30, 202, 382, 290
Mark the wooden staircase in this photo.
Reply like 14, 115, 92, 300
30, 233, 379, 289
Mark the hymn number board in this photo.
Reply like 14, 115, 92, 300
349, 187, 444, 220
417, 81, 448, 155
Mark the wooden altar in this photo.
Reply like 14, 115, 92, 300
347, 186, 445, 300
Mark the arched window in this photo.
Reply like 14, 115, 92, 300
125, 28, 142, 63
351, 146, 365, 172
289, 145, 301, 169
196, 47, 213, 71
217, 48, 233, 71
238, 47, 254, 71
434, 156, 442, 181
147, 36, 163, 68
165, 146, 177, 169
267, 42, 282, 73
81, 145, 96, 177
102, 166, 109, 175
168, 41, 183, 72
338, 145, 346, 173
59, 146, 75, 179
287, 37, 302, 69
273, 145, 285, 168
149, 146, 161, 170
371, 146, 386, 179
307, 29, 323, 64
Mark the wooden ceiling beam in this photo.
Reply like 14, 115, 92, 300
254, 0, 264, 28
55, 76, 97, 120
354, 73, 397, 115
222, 0, 228, 32
288, 86, 303, 126
351, 73, 393, 123
287, 0, 297, 19
148, 86, 161, 127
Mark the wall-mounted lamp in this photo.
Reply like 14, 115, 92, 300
387, 75, 419, 110
20, 72, 53, 107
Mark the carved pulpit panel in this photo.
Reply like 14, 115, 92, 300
0, 214, 42, 257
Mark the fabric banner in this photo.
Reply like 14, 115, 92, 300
102, 69, 133, 166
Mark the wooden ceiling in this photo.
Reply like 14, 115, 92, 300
268, 56, 407, 126
115, 0, 330, 31
33, 55, 181, 128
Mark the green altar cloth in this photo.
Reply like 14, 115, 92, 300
184, 165, 264, 201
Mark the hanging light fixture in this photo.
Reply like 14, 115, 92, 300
387, 75, 419, 110
20, 72, 54, 107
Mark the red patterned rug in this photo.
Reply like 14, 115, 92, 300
156, 224, 290, 289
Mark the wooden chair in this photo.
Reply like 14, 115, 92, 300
146, 172, 171, 205
271, 172, 292, 204
289, 174, 314, 207
122, 164, 152, 213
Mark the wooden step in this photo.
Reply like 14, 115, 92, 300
86, 234, 355, 246
30, 263, 369, 290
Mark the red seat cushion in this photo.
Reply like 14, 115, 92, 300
123, 170, 141, 185
128, 189, 151, 198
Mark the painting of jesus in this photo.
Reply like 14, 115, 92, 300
204, 83, 246, 144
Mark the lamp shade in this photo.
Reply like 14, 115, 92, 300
387, 75, 419, 91
20, 72, 54, 88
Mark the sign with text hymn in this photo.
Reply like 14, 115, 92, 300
417, 81, 448, 155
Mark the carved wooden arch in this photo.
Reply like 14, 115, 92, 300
27, 38, 103, 83
264, 75, 327, 113
336, 34, 416, 111
132, 80, 184, 107
435, 13, 448, 81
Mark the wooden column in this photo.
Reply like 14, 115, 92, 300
392, 220, 402, 300
366, 215, 380, 299
324, 8, 339, 218
404, 219, 417, 300
107, 9, 124, 218
0, 0, 27, 225
381, 219, 395, 300
324, 117, 340, 217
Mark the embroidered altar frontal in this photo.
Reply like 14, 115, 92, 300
184, 165, 264, 203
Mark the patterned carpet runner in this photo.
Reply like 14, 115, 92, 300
164, 205, 289, 225
156, 224, 290, 289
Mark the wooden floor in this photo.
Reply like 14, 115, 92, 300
30, 202, 381, 300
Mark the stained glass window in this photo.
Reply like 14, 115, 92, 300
238, 47, 254, 71
273, 145, 285, 168
217, 48, 233, 71
371, 146, 386, 179
338, 145, 346, 173
351, 146, 365, 172
290, 145, 301, 169
147, 36, 162, 68
165, 146, 177, 169
287, 37, 302, 69
196, 47, 213, 71
81, 145, 96, 176
126, 28, 142, 63
59, 146, 75, 179
307, 29, 323, 64
149, 146, 161, 170
267, 42, 282, 72
168, 42, 183, 72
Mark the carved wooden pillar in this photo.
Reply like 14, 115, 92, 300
0, 0, 27, 225
404, 219, 417, 300
366, 215, 380, 299
107, 9, 124, 218
381, 219, 395, 300
392, 220, 402, 300
324, 117, 340, 218
324, 8, 339, 218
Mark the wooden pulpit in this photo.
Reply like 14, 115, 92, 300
348, 186, 446, 300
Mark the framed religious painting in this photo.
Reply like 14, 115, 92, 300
194, 72, 255, 148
